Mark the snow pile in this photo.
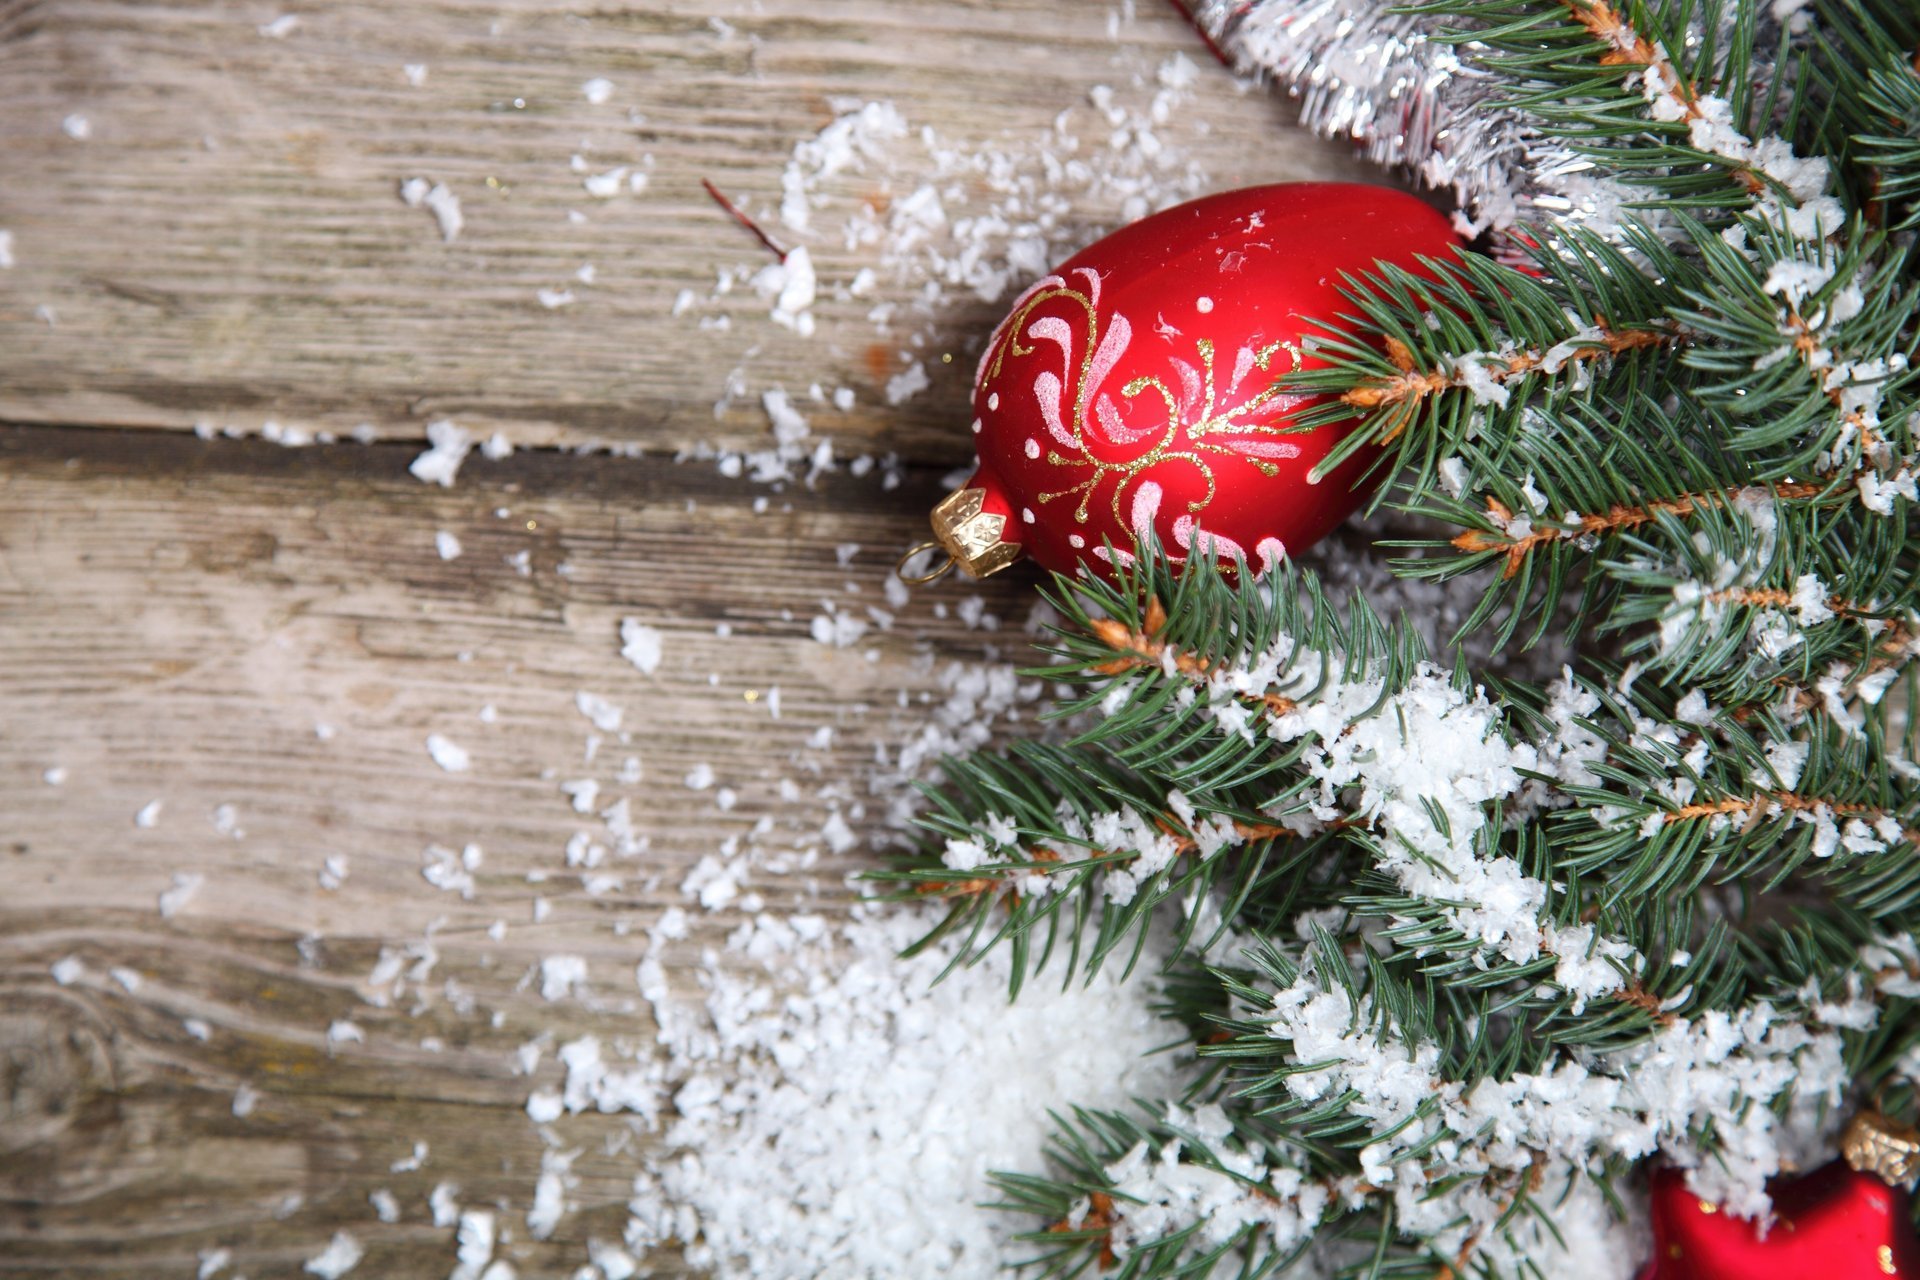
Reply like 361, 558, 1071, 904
587, 906, 1182, 1277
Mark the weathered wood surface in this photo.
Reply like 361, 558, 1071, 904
0, 1, 1383, 1274
0, 424, 1050, 1275
0, 0, 1377, 461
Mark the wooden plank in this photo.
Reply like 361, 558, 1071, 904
0, 425, 1046, 1274
0, 0, 1381, 460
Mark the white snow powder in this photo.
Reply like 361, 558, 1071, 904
158, 872, 205, 919
430, 1181, 461, 1227
399, 178, 463, 241
301, 1231, 362, 1278
611, 908, 1181, 1277
583, 167, 628, 198
619, 618, 663, 674
426, 734, 471, 773
409, 420, 473, 486
575, 690, 623, 731
538, 954, 588, 1001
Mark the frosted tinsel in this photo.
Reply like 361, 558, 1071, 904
1190, 0, 1659, 242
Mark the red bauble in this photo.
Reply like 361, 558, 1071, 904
920, 182, 1461, 581
1640, 1163, 1920, 1279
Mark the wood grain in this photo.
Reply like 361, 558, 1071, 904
0, 424, 1050, 1274
0, 0, 1379, 461
0, 1, 1389, 1272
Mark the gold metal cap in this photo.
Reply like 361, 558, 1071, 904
897, 484, 1024, 585
932, 485, 1023, 579
1842, 1111, 1920, 1189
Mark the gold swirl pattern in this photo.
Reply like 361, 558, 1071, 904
980, 267, 1307, 539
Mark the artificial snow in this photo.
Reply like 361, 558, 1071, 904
610, 907, 1181, 1277
583, 167, 628, 198
754, 245, 817, 334
409, 420, 474, 486
619, 618, 663, 674
400, 178, 463, 242
158, 872, 205, 919
538, 954, 588, 1001
576, 690, 624, 732
426, 733, 471, 773
301, 1231, 362, 1279
430, 1182, 461, 1227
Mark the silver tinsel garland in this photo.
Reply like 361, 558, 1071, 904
1190, 0, 1655, 246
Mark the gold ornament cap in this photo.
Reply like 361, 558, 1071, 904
1842, 1111, 1920, 1189
897, 479, 1025, 584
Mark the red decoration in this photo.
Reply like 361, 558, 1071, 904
1639, 1162, 1920, 1279
919, 182, 1460, 581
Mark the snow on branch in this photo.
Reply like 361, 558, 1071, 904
1339, 326, 1672, 438
1047, 931, 1914, 1276
1451, 479, 1830, 579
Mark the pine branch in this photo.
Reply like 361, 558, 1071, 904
992, 916, 1914, 1279
1337, 323, 1673, 433
1418, 0, 1818, 217
1284, 236, 1683, 493
1446, 478, 1829, 579
1548, 681, 1920, 914
888, 7, 1920, 1271
1554, 0, 1770, 195
1807, 0, 1920, 225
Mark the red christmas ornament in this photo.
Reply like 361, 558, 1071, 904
1640, 1114, 1920, 1280
908, 182, 1461, 582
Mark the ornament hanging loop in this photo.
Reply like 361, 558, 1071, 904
896, 542, 955, 585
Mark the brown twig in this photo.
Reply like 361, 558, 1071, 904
1662, 790, 1886, 824
1047, 1191, 1120, 1270
1559, 0, 1767, 194
1705, 586, 1794, 608
1450, 480, 1829, 579
1614, 979, 1678, 1026
1705, 588, 1878, 619
1088, 595, 1298, 716
1435, 1157, 1549, 1279
1339, 327, 1672, 442
700, 177, 788, 261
